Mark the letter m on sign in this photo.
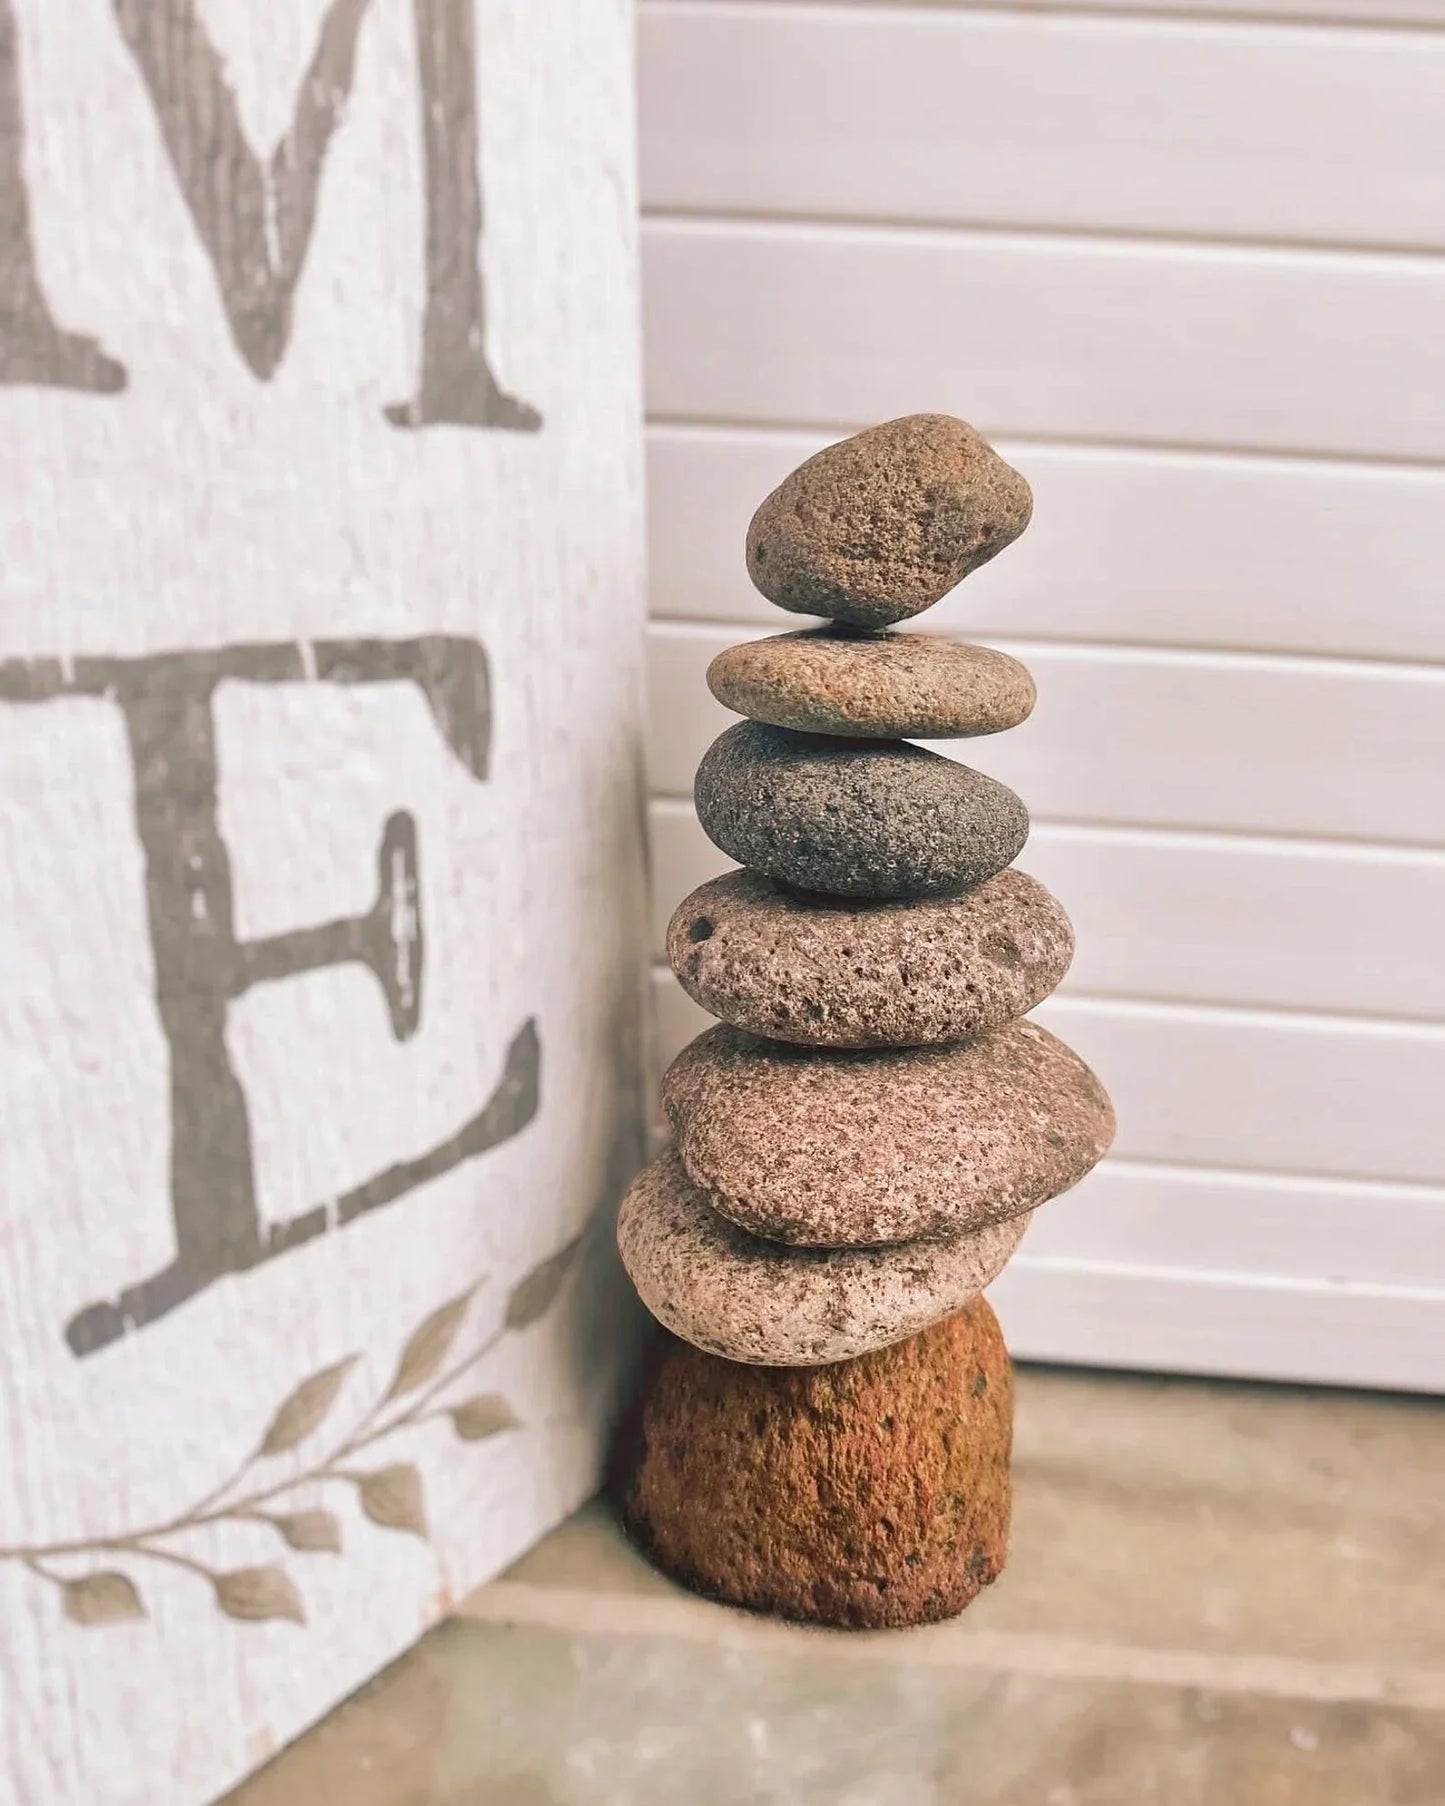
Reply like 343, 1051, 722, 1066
0, 0, 539, 429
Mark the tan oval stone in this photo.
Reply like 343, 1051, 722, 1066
668, 867, 1073, 1048
662, 1020, 1114, 1246
745, 414, 1032, 628
618, 1147, 1030, 1366
612, 1300, 1013, 1628
707, 629, 1035, 739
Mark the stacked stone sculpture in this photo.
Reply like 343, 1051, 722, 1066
613, 415, 1115, 1629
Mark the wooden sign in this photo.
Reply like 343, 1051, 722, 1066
0, 2, 646, 1798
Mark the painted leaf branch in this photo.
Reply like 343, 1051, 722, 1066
0, 1236, 584, 1629
385, 1289, 476, 1400
258, 1357, 358, 1456
505, 1237, 582, 1329
63, 1570, 146, 1627
450, 1394, 519, 1441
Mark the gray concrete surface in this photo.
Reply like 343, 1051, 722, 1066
227, 1364, 1445, 1805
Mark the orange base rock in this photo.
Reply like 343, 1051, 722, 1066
611, 1299, 1013, 1629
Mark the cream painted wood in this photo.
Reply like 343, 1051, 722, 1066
988, 1262, 1445, 1394
1014, 1162, 1445, 1293
641, 3, 1445, 249
1038, 994, 1445, 1187
652, 970, 1445, 1186
649, 801, 1445, 1021
638, 2, 1445, 1386
0, 3, 645, 1802
726, 0, 1445, 28
647, 425, 1445, 661
643, 218, 1445, 462
649, 624, 1445, 846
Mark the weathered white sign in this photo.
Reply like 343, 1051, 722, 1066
0, 2, 647, 1798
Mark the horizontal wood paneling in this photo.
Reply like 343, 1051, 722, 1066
638, 5, 1445, 1387
991, 1262, 1445, 1393
1016, 1161, 1445, 1290
652, 969, 1445, 1185
721, 1, 1445, 30
643, 218, 1445, 461
649, 624, 1445, 846
641, 5, 1445, 250
1038, 992, 1445, 1185
647, 425, 1445, 661
649, 801, 1445, 1021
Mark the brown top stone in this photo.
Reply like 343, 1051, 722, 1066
745, 414, 1032, 628
617, 1146, 1030, 1366
667, 867, 1074, 1048
694, 720, 1029, 900
612, 1299, 1014, 1629
662, 1020, 1115, 1246
706, 628, 1036, 739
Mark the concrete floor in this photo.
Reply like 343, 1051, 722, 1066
227, 1364, 1445, 1805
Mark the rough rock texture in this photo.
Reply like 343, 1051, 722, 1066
663, 1020, 1115, 1246
668, 867, 1073, 1048
707, 628, 1035, 740
612, 1301, 1014, 1628
745, 414, 1033, 628
694, 721, 1029, 900
618, 1146, 1031, 1365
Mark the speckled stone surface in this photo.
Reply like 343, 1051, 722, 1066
694, 721, 1029, 900
617, 1146, 1031, 1366
613, 1301, 1013, 1629
667, 867, 1073, 1048
662, 1021, 1114, 1246
745, 414, 1032, 628
707, 629, 1036, 740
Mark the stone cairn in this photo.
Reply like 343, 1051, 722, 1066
613, 415, 1115, 1629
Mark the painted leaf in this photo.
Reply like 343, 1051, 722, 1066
214, 1566, 305, 1625
62, 1570, 145, 1626
383, 1290, 475, 1401
356, 1464, 428, 1538
504, 1238, 581, 1330
450, 1393, 520, 1442
270, 1509, 343, 1553
257, 1357, 357, 1456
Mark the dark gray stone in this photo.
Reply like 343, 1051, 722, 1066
693, 721, 1029, 900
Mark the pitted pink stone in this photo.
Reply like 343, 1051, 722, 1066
668, 867, 1073, 1048
662, 1020, 1114, 1247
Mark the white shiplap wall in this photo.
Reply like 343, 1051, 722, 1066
638, 0, 1445, 1391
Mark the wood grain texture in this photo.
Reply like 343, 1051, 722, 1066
1016, 1160, 1445, 1292
643, 217, 1445, 461
990, 1260, 1445, 1394
649, 623, 1445, 846
650, 800, 1445, 1021
713, 0, 1445, 28
638, 0, 1445, 1383
0, 2, 646, 1802
647, 426, 1445, 661
641, 3, 1445, 249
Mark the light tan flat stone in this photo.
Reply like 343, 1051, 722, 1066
617, 1146, 1030, 1364
706, 628, 1036, 739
